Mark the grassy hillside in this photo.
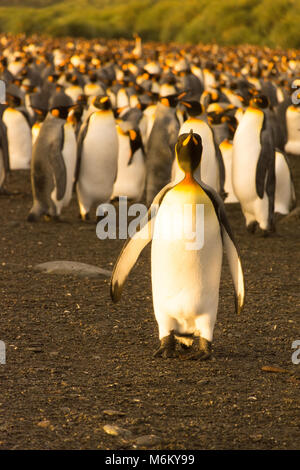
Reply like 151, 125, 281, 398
0, 0, 299, 49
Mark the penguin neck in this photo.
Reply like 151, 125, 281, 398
182, 171, 198, 185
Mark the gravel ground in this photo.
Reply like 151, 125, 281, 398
0, 156, 299, 450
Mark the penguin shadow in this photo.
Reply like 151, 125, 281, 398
26, 213, 72, 225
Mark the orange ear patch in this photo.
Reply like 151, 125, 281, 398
129, 130, 137, 140
51, 109, 60, 117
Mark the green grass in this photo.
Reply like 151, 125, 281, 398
0, 0, 299, 48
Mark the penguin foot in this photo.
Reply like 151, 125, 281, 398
153, 331, 177, 358
27, 213, 39, 222
80, 212, 90, 221
43, 214, 61, 222
258, 227, 275, 238
181, 337, 212, 361
246, 221, 258, 234
0, 188, 11, 196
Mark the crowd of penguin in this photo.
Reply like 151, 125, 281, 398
0, 33, 299, 358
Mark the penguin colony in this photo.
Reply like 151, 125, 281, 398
0, 33, 299, 358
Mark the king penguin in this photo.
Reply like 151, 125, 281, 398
232, 94, 276, 234
75, 94, 118, 220
28, 91, 76, 221
110, 130, 245, 359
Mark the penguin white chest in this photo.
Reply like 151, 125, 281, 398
284, 106, 300, 155
81, 112, 118, 182
112, 131, 145, 201
3, 109, 32, 170
220, 140, 238, 203
232, 108, 264, 201
77, 111, 119, 213
61, 122, 77, 205
151, 184, 223, 337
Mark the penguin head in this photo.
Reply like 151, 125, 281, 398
175, 130, 203, 175
250, 94, 269, 109
180, 100, 204, 118
6, 84, 23, 108
159, 93, 178, 108
221, 114, 238, 140
30, 93, 48, 122
92, 94, 112, 110
49, 91, 74, 119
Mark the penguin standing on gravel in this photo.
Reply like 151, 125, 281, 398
232, 94, 276, 234
28, 91, 76, 221
111, 131, 245, 359
75, 94, 118, 220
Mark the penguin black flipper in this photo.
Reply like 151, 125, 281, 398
212, 129, 226, 199
256, 114, 276, 196
49, 125, 67, 201
110, 182, 175, 302
256, 115, 276, 227
200, 182, 245, 314
74, 116, 90, 185
18, 107, 33, 128
279, 151, 296, 207
0, 120, 10, 172
274, 98, 290, 151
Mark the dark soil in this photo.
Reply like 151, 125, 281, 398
0, 156, 299, 450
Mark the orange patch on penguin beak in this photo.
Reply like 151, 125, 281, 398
181, 101, 192, 108
177, 91, 187, 100
183, 134, 192, 146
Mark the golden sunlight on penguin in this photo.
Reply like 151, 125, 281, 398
111, 130, 245, 359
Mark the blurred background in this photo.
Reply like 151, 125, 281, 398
0, 0, 299, 48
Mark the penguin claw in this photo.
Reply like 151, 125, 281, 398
181, 337, 212, 360
27, 213, 39, 222
153, 332, 177, 358
181, 351, 211, 361
246, 221, 258, 234
153, 347, 178, 358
